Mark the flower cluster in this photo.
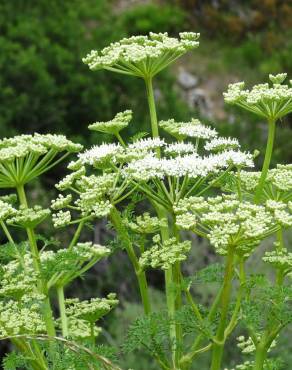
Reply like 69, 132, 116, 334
83, 32, 200, 78
88, 110, 132, 135
265, 200, 292, 228
139, 236, 191, 270
0, 134, 82, 188
0, 199, 16, 221
175, 194, 275, 256
66, 317, 102, 340
7, 206, 50, 229
0, 298, 46, 337
159, 118, 218, 141
124, 213, 167, 234
238, 165, 292, 195
53, 172, 117, 227
78, 143, 123, 168
204, 137, 240, 152
0, 254, 38, 298
66, 293, 118, 324
263, 248, 292, 275
40, 242, 110, 288
223, 74, 292, 120
123, 150, 253, 181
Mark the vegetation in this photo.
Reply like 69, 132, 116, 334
0, 29, 291, 369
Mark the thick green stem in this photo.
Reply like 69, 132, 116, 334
253, 343, 267, 370
276, 228, 284, 285
110, 206, 151, 315
57, 286, 69, 337
144, 73, 179, 367
254, 119, 276, 203
156, 206, 177, 368
17, 185, 56, 337
210, 248, 235, 370
144, 76, 159, 139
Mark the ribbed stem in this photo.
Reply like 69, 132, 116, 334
254, 119, 276, 203
17, 185, 56, 337
145, 76, 159, 139
253, 343, 267, 370
210, 248, 235, 370
57, 286, 68, 337
110, 206, 151, 315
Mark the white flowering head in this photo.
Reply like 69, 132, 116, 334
83, 32, 200, 78
232, 165, 292, 201
78, 143, 123, 168
159, 118, 218, 141
0, 134, 82, 188
175, 194, 275, 256
204, 137, 240, 152
223, 74, 292, 120
88, 110, 132, 135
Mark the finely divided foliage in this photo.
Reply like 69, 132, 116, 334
0, 31, 291, 370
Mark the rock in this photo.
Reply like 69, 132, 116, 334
177, 67, 199, 90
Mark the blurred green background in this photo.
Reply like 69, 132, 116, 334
0, 0, 292, 369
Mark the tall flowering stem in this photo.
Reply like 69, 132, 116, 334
210, 247, 235, 370
144, 73, 180, 367
110, 206, 151, 315
16, 185, 56, 338
254, 119, 276, 203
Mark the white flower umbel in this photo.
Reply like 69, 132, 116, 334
159, 118, 218, 141
128, 137, 166, 151
164, 142, 196, 156
78, 143, 123, 168
83, 32, 200, 78
204, 137, 240, 152
223, 74, 292, 120
263, 248, 292, 275
179, 119, 218, 140
123, 150, 253, 181
237, 165, 292, 196
175, 194, 275, 256
0, 134, 82, 188
88, 110, 132, 135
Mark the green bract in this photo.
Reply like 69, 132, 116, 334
83, 32, 200, 78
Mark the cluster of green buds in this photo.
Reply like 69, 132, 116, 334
0, 298, 46, 337
65, 294, 118, 324
7, 205, 50, 229
139, 235, 191, 270
263, 247, 292, 277
124, 213, 167, 234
